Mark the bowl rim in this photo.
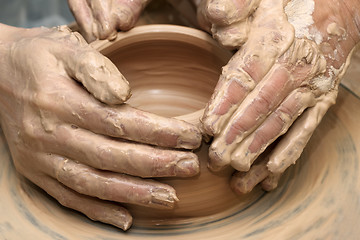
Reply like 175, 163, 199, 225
91, 24, 232, 123
91, 24, 231, 67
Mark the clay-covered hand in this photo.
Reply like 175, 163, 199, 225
68, 0, 152, 42
197, 0, 360, 193
0, 24, 201, 230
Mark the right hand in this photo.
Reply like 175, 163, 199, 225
68, 0, 152, 42
0, 25, 201, 230
196, 0, 360, 193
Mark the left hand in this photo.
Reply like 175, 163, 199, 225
197, 0, 360, 193
68, 0, 152, 42
0, 25, 201, 230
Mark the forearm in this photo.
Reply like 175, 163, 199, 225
0, 23, 26, 43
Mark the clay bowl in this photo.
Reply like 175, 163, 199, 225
92, 24, 245, 222
1, 25, 360, 239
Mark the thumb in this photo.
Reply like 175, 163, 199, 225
55, 29, 131, 104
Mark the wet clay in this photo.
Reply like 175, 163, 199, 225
1, 24, 360, 239
0, 23, 206, 231
285, 0, 322, 44
93, 11, 357, 217
68, 0, 152, 42
93, 25, 247, 220
198, 0, 358, 185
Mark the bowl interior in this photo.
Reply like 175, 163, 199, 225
100, 25, 231, 118
98, 25, 255, 222
1, 25, 360, 239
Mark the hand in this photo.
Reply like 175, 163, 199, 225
68, 0, 152, 42
197, 0, 360, 193
0, 25, 201, 230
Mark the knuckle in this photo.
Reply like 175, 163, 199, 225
256, 92, 272, 112
65, 31, 88, 46
95, 145, 112, 169
32, 92, 50, 109
22, 94, 59, 141
284, 39, 326, 77
22, 117, 41, 140
277, 104, 294, 121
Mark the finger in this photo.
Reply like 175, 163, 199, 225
88, 0, 117, 40
207, 39, 325, 171
201, 2, 294, 136
67, 0, 97, 42
211, 20, 250, 49
230, 88, 316, 171
260, 172, 282, 191
196, 0, 212, 32
113, 0, 152, 31
204, 0, 261, 26
55, 44, 131, 105
40, 153, 179, 209
225, 66, 295, 145
207, 65, 296, 171
45, 124, 199, 178
32, 174, 132, 230
36, 76, 202, 149
230, 159, 269, 194
201, 55, 257, 137
36, 79, 201, 149
267, 90, 338, 174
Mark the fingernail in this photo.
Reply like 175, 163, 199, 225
231, 146, 255, 172
231, 153, 252, 172
120, 218, 133, 231
200, 115, 217, 136
261, 173, 281, 192
177, 127, 202, 149
108, 30, 118, 41
175, 158, 200, 177
266, 160, 284, 174
100, 206, 132, 231
208, 144, 231, 172
115, 211, 133, 231
150, 187, 179, 209
230, 172, 251, 194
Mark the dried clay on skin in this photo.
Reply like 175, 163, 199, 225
285, 0, 323, 44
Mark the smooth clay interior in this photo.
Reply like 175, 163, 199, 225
1, 25, 360, 239
96, 25, 258, 224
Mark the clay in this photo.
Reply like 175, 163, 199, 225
93, 25, 243, 219
201, 0, 295, 139
327, 22, 346, 38
68, 0, 152, 42
285, 0, 323, 44
196, 0, 360, 190
1, 24, 360, 239
0, 23, 205, 231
